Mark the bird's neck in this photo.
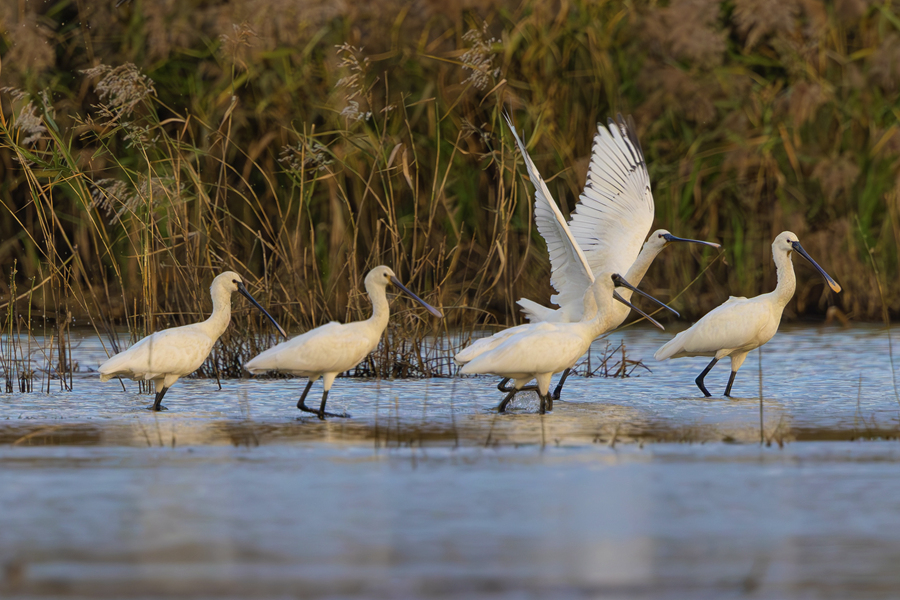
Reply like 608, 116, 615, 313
366, 281, 391, 332
773, 250, 797, 307
619, 242, 663, 302
199, 288, 232, 339
584, 289, 613, 338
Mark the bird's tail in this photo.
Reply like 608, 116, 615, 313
516, 298, 556, 323
653, 330, 688, 361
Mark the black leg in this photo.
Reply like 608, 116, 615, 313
298, 382, 349, 419
148, 387, 169, 411
498, 377, 538, 393
296, 379, 316, 412
724, 370, 738, 398
695, 358, 718, 397
552, 368, 571, 400
538, 392, 548, 414
496, 389, 517, 413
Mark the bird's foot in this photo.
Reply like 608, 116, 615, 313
298, 404, 349, 420
551, 387, 562, 401
145, 404, 168, 411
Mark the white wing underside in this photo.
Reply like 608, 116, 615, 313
505, 115, 595, 307
567, 115, 655, 301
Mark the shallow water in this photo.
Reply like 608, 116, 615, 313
2, 324, 900, 598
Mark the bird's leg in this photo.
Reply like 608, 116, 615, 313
695, 358, 718, 397
538, 392, 548, 414
724, 371, 738, 398
148, 387, 169, 411
296, 379, 317, 414
498, 377, 538, 394
315, 390, 350, 419
495, 389, 517, 413
551, 368, 571, 401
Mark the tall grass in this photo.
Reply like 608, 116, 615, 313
0, 0, 898, 386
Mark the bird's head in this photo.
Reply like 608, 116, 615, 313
773, 231, 841, 293
366, 266, 444, 318
647, 229, 722, 251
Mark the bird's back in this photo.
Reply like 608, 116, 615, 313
460, 323, 586, 377
99, 325, 215, 381
245, 320, 379, 376
654, 295, 779, 361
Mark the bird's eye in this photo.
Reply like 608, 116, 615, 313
232, 279, 239, 284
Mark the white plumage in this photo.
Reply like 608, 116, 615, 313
459, 272, 664, 413
655, 231, 842, 397
99, 271, 286, 411
507, 114, 720, 325
245, 266, 442, 419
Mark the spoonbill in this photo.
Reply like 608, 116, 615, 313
505, 114, 719, 398
99, 271, 287, 411
459, 272, 666, 414
654, 231, 841, 397
244, 266, 443, 419
507, 113, 720, 326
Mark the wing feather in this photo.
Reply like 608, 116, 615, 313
569, 115, 655, 279
505, 114, 594, 310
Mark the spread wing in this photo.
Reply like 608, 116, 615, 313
568, 114, 655, 277
505, 114, 594, 309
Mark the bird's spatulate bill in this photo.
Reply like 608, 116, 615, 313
390, 277, 444, 318
611, 274, 680, 318
791, 242, 842, 293
237, 283, 288, 337
613, 291, 665, 330
662, 233, 722, 250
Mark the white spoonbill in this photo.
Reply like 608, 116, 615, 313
654, 231, 841, 397
244, 266, 443, 419
460, 272, 666, 414
505, 114, 718, 398
99, 271, 287, 411
506, 113, 720, 326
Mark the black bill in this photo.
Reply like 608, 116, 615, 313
791, 242, 842, 293
612, 291, 664, 330
237, 282, 288, 338
611, 273, 680, 318
390, 276, 444, 318
662, 233, 722, 250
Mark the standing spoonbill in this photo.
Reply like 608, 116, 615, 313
460, 272, 667, 414
654, 231, 841, 397
244, 266, 443, 419
504, 114, 719, 398
99, 271, 287, 411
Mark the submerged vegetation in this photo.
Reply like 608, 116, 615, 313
0, 0, 898, 386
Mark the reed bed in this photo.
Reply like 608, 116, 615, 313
0, 0, 897, 388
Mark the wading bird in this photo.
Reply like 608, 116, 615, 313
505, 114, 720, 398
99, 271, 287, 411
245, 266, 443, 419
654, 231, 841, 397
460, 272, 667, 414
